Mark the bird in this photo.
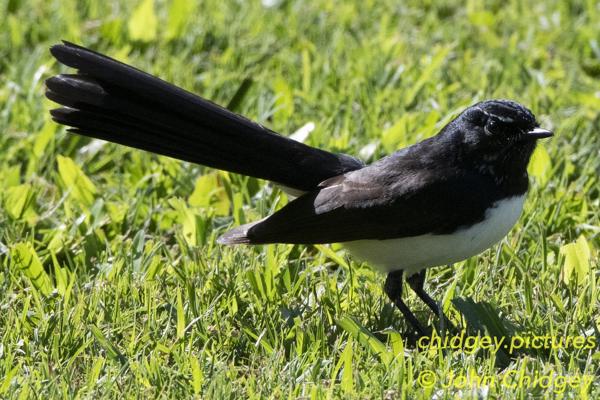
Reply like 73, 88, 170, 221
45, 41, 553, 335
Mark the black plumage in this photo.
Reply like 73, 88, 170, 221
45, 43, 547, 247
220, 102, 541, 244
46, 42, 363, 192
46, 42, 553, 334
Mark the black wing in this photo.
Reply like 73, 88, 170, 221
219, 153, 499, 244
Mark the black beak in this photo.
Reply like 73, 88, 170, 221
524, 127, 553, 139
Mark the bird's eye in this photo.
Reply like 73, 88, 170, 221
484, 118, 502, 136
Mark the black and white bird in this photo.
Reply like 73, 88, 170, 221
45, 42, 553, 334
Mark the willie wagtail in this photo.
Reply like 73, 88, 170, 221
45, 42, 553, 335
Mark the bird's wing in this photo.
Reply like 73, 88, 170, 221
220, 158, 497, 244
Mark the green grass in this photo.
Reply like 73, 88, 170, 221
1, 0, 599, 398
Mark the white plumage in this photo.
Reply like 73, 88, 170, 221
342, 195, 525, 275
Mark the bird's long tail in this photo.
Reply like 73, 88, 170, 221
45, 41, 363, 192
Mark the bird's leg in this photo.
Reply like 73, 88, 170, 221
406, 270, 456, 331
384, 270, 427, 336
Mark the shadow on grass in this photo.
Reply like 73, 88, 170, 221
371, 297, 594, 368
452, 297, 520, 367
450, 297, 598, 368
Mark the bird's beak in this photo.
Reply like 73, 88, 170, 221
524, 127, 553, 139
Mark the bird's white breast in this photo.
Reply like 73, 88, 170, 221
342, 195, 525, 275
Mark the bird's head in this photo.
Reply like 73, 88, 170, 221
451, 99, 553, 174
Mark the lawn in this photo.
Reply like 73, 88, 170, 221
1, 0, 599, 398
